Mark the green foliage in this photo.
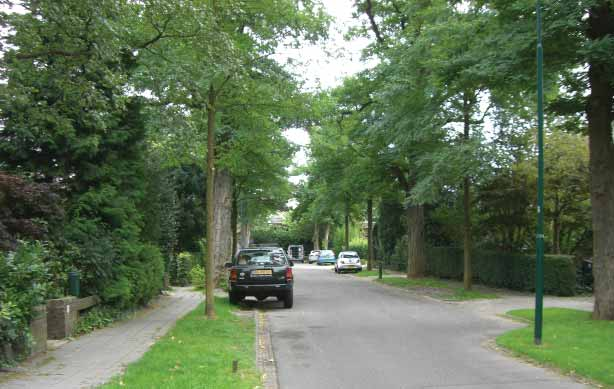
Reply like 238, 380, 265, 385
423, 248, 577, 296
171, 252, 194, 287
376, 199, 405, 262
0, 242, 52, 365
251, 225, 312, 252
99, 244, 164, 308
74, 306, 122, 336
189, 265, 205, 290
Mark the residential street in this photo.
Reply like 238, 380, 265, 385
265, 264, 591, 389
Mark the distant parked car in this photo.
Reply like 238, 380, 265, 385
317, 250, 336, 265
308, 250, 320, 263
335, 251, 362, 273
226, 248, 294, 308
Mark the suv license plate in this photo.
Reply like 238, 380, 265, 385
252, 269, 272, 276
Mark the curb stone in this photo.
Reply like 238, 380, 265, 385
256, 310, 279, 389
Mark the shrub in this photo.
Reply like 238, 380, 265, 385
173, 252, 193, 286
100, 244, 164, 308
0, 242, 52, 366
74, 306, 122, 336
349, 241, 368, 259
332, 240, 368, 259
189, 265, 205, 290
424, 247, 577, 296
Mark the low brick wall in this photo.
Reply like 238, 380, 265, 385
47, 296, 100, 339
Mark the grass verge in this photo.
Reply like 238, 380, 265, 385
497, 308, 614, 387
100, 297, 260, 389
355, 269, 390, 277
375, 277, 498, 301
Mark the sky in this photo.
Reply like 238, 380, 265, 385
278, 0, 374, 185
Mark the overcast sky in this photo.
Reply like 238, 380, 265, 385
280, 0, 373, 185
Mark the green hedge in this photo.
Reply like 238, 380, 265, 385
424, 248, 576, 296
332, 241, 368, 259
1, 242, 54, 366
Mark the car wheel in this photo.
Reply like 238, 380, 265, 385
229, 290, 240, 305
283, 291, 293, 309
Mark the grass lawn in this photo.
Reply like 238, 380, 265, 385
375, 277, 498, 301
355, 269, 390, 277
497, 308, 614, 387
100, 298, 260, 389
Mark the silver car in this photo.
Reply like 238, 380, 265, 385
335, 251, 363, 273
308, 250, 320, 263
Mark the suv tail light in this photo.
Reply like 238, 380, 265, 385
230, 269, 238, 282
285, 267, 293, 282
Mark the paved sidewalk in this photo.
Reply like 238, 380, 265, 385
0, 287, 202, 389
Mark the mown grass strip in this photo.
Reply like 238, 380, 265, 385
497, 308, 614, 387
446, 288, 498, 301
376, 276, 449, 289
354, 269, 389, 277
375, 277, 498, 301
100, 298, 260, 389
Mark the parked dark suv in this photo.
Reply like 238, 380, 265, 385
226, 248, 294, 308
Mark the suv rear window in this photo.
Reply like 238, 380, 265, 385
235, 250, 288, 266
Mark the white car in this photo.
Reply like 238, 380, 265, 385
308, 250, 320, 264
335, 251, 362, 273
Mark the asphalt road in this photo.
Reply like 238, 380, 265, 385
262, 264, 587, 389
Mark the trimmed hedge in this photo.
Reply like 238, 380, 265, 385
424, 248, 576, 296
333, 241, 368, 259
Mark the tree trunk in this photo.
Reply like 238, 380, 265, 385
407, 204, 426, 278
322, 223, 330, 249
462, 92, 472, 290
313, 223, 320, 251
344, 210, 350, 250
231, 189, 238, 256
587, 1, 614, 320
205, 86, 216, 319
213, 169, 233, 286
367, 198, 374, 271
239, 222, 251, 249
463, 176, 472, 289
552, 217, 561, 255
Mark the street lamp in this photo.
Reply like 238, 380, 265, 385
534, 0, 545, 346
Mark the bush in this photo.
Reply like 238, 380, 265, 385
74, 306, 122, 336
189, 265, 205, 290
100, 244, 165, 308
251, 225, 312, 252
172, 252, 193, 286
0, 242, 52, 366
332, 240, 368, 259
424, 247, 577, 296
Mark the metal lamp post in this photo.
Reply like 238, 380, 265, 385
534, 0, 545, 346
